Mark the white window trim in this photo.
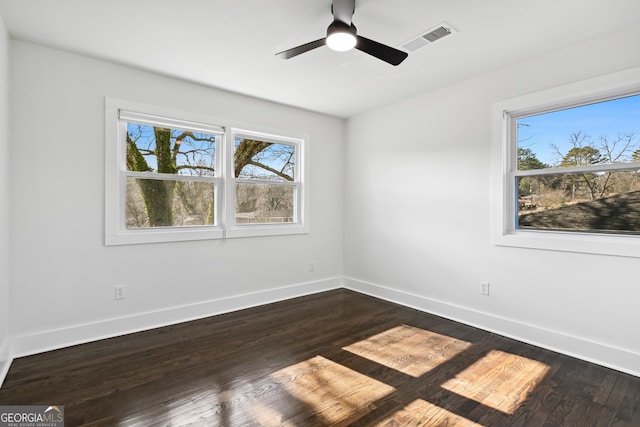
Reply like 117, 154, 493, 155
105, 98, 309, 245
491, 66, 640, 258
225, 128, 306, 239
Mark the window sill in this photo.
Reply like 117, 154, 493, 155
491, 228, 640, 258
105, 224, 309, 246
226, 223, 309, 239
105, 227, 225, 246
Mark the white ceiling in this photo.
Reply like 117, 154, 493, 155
1, 0, 639, 118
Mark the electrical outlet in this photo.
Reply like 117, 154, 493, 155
480, 281, 490, 296
115, 285, 126, 300
309, 261, 316, 272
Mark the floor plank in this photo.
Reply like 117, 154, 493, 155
0, 289, 638, 426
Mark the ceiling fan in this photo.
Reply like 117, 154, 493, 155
276, 0, 408, 66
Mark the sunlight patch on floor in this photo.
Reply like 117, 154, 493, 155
374, 398, 484, 426
271, 355, 395, 425
441, 349, 550, 414
343, 324, 472, 377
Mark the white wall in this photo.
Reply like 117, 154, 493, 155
9, 41, 344, 355
0, 13, 10, 383
344, 24, 640, 376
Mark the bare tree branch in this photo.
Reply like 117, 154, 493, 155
246, 160, 293, 181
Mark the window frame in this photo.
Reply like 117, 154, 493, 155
105, 98, 308, 245
491, 67, 640, 257
226, 129, 304, 238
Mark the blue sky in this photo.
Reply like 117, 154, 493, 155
517, 93, 640, 166
127, 123, 216, 175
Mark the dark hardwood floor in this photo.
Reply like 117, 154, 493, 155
1, 289, 638, 426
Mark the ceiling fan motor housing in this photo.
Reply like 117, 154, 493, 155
326, 20, 357, 51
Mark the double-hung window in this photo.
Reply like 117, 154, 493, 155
231, 130, 302, 234
122, 112, 222, 228
492, 68, 640, 257
105, 98, 307, 245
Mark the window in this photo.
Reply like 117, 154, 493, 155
233, 131, 299, 225
491, 67, 640, 257
123, 112, 222, 230
105, 98, 307, 245
514, 94, 640, 234
227, 129, 305, 239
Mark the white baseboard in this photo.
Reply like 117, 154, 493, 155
343, 276, 640, 378
6, 275, 638, 386
10, 277, 342, 360
0, 339, 11, 388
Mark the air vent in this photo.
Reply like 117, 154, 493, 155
423, 25, 452, 42
401, 23, 456, 52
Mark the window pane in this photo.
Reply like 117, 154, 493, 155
126, 122, 216, 176
234, 137, 295, 181
516, 170, 640, 233
126, 177, 215, 228
235, 183, 294, 224
516, 94, 640, 171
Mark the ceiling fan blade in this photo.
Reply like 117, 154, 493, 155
276, 38, 326, 60
356, 35, 408, 66
332, 0, 355, 24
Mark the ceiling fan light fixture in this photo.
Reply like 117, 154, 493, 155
326, 21, 357, 51
276, 0, 408, 66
